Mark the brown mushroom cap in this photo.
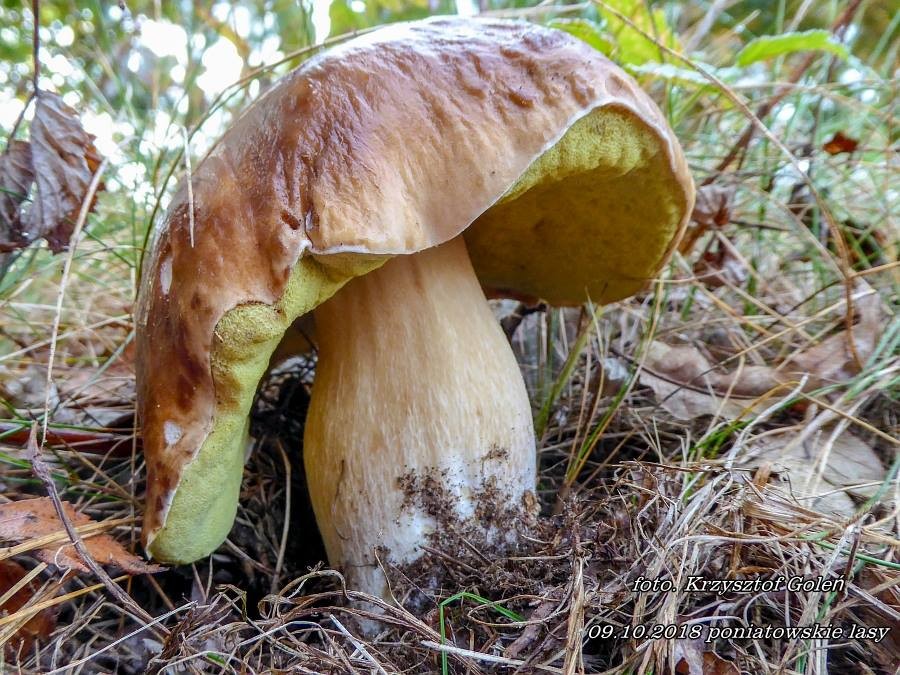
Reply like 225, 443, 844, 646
137, 16, 693, 560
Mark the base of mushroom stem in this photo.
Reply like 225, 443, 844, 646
341, 467, 539, 607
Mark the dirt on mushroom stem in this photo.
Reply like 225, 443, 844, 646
393, 463, 540, 613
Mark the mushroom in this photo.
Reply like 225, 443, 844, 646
136, 17, 693, 596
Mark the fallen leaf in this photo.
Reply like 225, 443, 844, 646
0, 91, 103, 254
0, 140, 35, 249
702, 652, 740, 674
0, 559, 57, 659
822, 131, 859, 155
679, 184, 735, 256
640, 285, 885, 421
673, 641, 739, 674
692, 184, 734, 229
27, 92, 103, 252
742, 427, 886, 517
782, 289, 883, 388
673, 639, 704, 674
640, 340, 777, 420
693, 243, 746, 289
0, 364, 63, 417
0, 421, 138, 456
503, 595, 560, 659
0, 498, 160, 575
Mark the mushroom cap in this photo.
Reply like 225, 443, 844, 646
137, 16, 693, 559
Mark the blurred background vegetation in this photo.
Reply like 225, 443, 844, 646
1, 0, 896, 258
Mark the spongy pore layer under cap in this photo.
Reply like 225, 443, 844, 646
466, 104, 688, 306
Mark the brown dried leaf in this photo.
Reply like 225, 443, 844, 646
673, 639, 704, 674
0, 140, 35, 251
679, 184, 735, 256
2, 92, 103, 254
783, 289, 883, 387
503, 596, 559, 659
0, 559, 57, 659
0, 498, 160, 575
692, 184, 734, 229
742, 427, 886, 517
641, 286, 885, 421
822, 131, 859, 155
693, 243, 746, 289
673, 642, 739, 675
640, 340, 778, 420
702, 652, 740, 675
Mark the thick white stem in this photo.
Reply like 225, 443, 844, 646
305, 236, 536, 596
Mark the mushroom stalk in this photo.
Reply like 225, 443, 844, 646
305, 236, 536, 596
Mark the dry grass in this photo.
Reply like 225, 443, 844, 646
1, 0, 897, 673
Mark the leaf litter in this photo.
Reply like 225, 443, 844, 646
0, 91, 103, 253
638, 282, 888, 421
0, 497, 160, 575
1, 248, 895, 672
0, 559, 57, 660
740, 427, 887, 517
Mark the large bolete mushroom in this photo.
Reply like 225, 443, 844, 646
137, 17, 693, 595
